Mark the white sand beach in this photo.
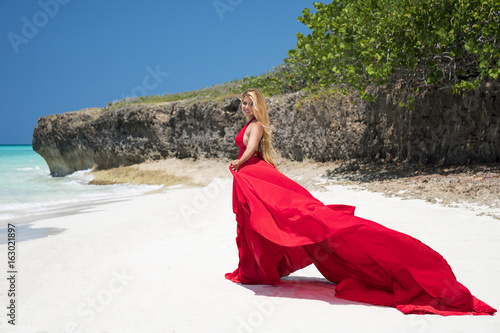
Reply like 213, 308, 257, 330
0, 177, 499, 333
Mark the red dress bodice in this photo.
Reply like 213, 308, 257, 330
235, 117, 263, 161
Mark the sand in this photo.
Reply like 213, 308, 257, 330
0, 159, 499, 332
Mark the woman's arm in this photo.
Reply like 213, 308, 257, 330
231, 122, 263, 171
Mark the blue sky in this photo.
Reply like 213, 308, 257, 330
0, 0, 314, 144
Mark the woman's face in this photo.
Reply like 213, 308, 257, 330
242, 95, 255, 119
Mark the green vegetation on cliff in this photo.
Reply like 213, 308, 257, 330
286, 0, 500, 104
107, 81, 243, 108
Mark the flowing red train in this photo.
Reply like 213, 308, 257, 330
225, 119, 496, 316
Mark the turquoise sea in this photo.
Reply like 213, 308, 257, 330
0, 145, 161, 224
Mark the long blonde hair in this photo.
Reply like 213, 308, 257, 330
240, 88, 277, 168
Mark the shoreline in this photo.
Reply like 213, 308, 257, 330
2, 157, 497, 236
0, 183, 166, 229
0, 197, 131, 233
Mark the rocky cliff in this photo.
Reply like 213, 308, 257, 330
33, 84, 500, 176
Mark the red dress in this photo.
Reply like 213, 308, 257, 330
225, 118, 496, 316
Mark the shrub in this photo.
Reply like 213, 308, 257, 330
287, 0, 500, 103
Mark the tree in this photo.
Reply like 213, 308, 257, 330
287, 0, 500, 103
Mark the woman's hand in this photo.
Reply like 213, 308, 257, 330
230, 159, 241, 171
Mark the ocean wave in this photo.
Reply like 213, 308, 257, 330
1, 147, 165, 223
0, 183, 163, 222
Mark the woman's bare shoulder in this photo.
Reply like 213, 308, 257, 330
248, 121, 263, 131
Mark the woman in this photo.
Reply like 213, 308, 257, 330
225, 88, 496, 315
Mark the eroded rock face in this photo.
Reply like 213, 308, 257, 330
33, 85, 499, 177
362, 83, 500, 164
32, 98, 243, 176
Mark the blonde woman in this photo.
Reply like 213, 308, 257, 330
226, 88, 495, 316
230, 88, 275, 171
